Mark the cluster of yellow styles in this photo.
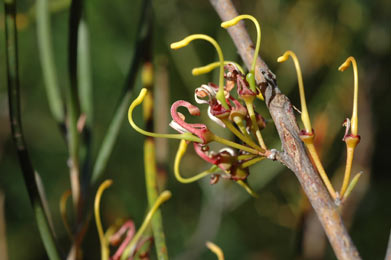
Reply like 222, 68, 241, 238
128, 14, 362, 203
90, 13, 361, 260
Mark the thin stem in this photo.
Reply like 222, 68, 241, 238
212, 134, 263, 155
342, 171, 363, 202
121, 191, 172, 260
241, 156, 264, 168
232, 116, 250, 137
304, 141, 337, 200
340, 148, 354, 199
243, 98, 267, 149
94, 180, 112, 260
36, 0, 64, 123
236, 180, 259, 198
142, 60, 169, 260
339, 137, 360, 199
77, 19, 93, 126
170, 34, 228, 109
67, 0, 82, 216
221, 118, 262, 151
237, 154, 257, 161
144, 139, 169, 259
4, 1, 62, 259
174, 140, 220, 183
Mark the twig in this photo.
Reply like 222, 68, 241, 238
4, 0, 62, 259
209, 0, 361, 259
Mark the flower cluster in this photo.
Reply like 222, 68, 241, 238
128, 15, 275, 196
128, 14, 362, 204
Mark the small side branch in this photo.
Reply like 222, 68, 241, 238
209, 0, 361, 259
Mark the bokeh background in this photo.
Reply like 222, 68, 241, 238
0, 0, 390, 259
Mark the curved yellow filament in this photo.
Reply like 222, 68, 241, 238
221, 15, 261, 74
206, 241, 225, 260
94, 179, 113, 260
171, 34, 228, 109
174, 139, 220, 183
121, 191, 172, 260
59, 189, 72, 240
338, 56, 359, 136
128, 88, 202, 143
192, 61, 245, 76
277, 51, 312, 134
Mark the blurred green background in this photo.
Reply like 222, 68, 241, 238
0, 0, 390, 259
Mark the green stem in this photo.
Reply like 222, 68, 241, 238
144, 139, 169, 259
142, 51, 169, 259
36, 0, 64, 123
4, 1, 61, 258
78, 19, 93, 126
121, 191, 171, 260
243, 98, 267, 149
233, 116, 250, 137
222, 118, 262, 151
212, 135, 262, 155
77, 15, 94, 201
67, 0, 82, 215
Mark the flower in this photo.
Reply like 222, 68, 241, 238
127, 15, 276, 197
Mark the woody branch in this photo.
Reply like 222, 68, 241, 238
209, 0, 361, 259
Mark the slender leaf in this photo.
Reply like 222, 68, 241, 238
90, 0, 151, 184
4, 0, 62, 258
36, 0, 64, 124
67, 0, 82, 213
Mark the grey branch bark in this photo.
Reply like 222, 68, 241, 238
209, 0, 361, 259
